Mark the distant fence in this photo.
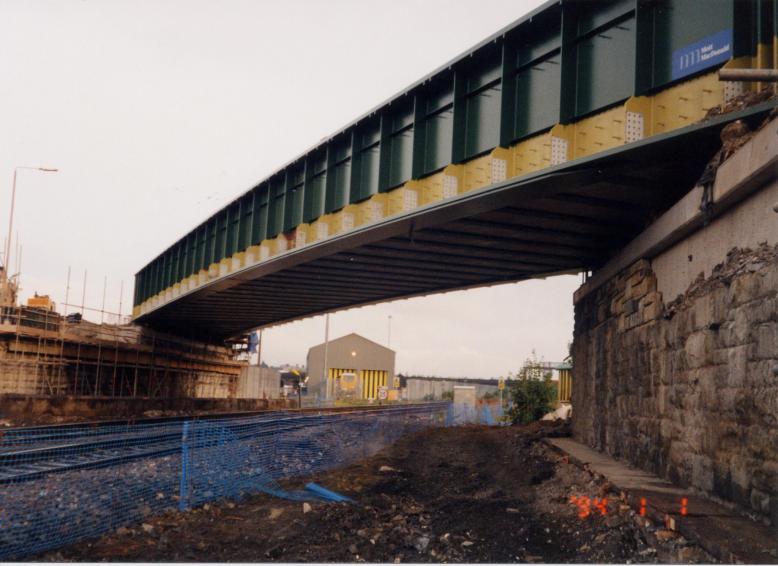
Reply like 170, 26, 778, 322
445, 402, 507, 426
0, 403, 448, 560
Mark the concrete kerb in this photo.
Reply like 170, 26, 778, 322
543, 437, 778, 564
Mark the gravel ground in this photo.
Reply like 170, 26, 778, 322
41, 421, 712, 563
4, 409, 440, 560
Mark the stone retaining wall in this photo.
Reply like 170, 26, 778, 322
572, 244, 778, 523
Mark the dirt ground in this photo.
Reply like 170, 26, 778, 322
43, 422, 711, 563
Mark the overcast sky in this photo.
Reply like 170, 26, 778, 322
0, 0, 580, 378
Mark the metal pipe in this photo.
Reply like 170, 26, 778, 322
3, 169, 18, 275
63, 266, 71, 318
719, 68, 778, 82
14, 237, 20, 277
256, 328, 263, 367
322, 313, 330, 400
3, 167, 58, 276
117, 280, 124, 323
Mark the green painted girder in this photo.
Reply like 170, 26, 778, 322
135, 99, 778, 340
134, 0, 766, 308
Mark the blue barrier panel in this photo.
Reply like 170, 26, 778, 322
444, 403, 506, 426
481, 405, 495, 425
304, 482, 354, 503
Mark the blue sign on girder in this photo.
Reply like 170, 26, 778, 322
672, 29, 733, 81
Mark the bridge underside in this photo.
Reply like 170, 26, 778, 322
138, 103, 774, 342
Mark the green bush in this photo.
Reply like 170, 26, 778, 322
508, 375, 556, 425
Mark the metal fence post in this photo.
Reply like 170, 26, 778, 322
179, 421, 191, 512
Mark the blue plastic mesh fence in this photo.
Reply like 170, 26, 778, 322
0, 402, 447, 560
445, 402, 506, 426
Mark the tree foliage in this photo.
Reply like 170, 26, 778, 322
508, 353, 557, 425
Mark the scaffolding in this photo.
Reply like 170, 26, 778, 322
0, 304, 244, 398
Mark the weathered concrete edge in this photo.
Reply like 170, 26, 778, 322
574, 116, 778, 304
541, 437, 774, 564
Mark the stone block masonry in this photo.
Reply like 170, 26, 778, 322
572, 243, 778, 523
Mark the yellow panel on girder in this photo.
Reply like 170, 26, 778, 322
570, 105, 626, 159
306, 218, 331, 243
650, 71, 724, 135
418, 165, 464, 205
386, 183, 419, 216
328, 204, 359, 236
511, 132, 553, 177
355, 194, 387, 225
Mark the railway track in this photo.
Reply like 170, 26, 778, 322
0, 402, 448, 484
0, 402, 408, 441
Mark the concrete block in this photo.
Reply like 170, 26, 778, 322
643, 301, 663, 322
658, 353, 673, 386
730, 457, 753, 496
754, 297, 777, 325
731, 272, 763, 306
625, 274, 643, 298
745, 115, 778, 179
642, 290, 662, 306
610, 294, 624, 315
597, 302, 608, 323
756, 324, 778, 359
713, 133, 754, 202
732, 308, 751, 344
623, 298, 639, 315
692, 295, 714, 330
771, 496, 778, 528
627, 259, 651, 277
752, 374, 778, 414
632, 277, 657, 301
684, 331, 714, 369
763, 265, 778, 298
692, 455, 715, 492
717, 387, 741, 414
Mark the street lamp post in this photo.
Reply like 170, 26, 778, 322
322, 313, 330, 400
387, 315, 392, 348
3, 166, 58, 276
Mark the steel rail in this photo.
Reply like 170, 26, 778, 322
0, 402, 433, 442
0, 402, 448, 484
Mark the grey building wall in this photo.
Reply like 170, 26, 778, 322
405, 377, 498, 400
235, 366, 281, 399
307, 333, 395, 400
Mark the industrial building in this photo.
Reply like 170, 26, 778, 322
306, 333, 395, 401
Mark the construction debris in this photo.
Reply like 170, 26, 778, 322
44, 422, 714, 563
